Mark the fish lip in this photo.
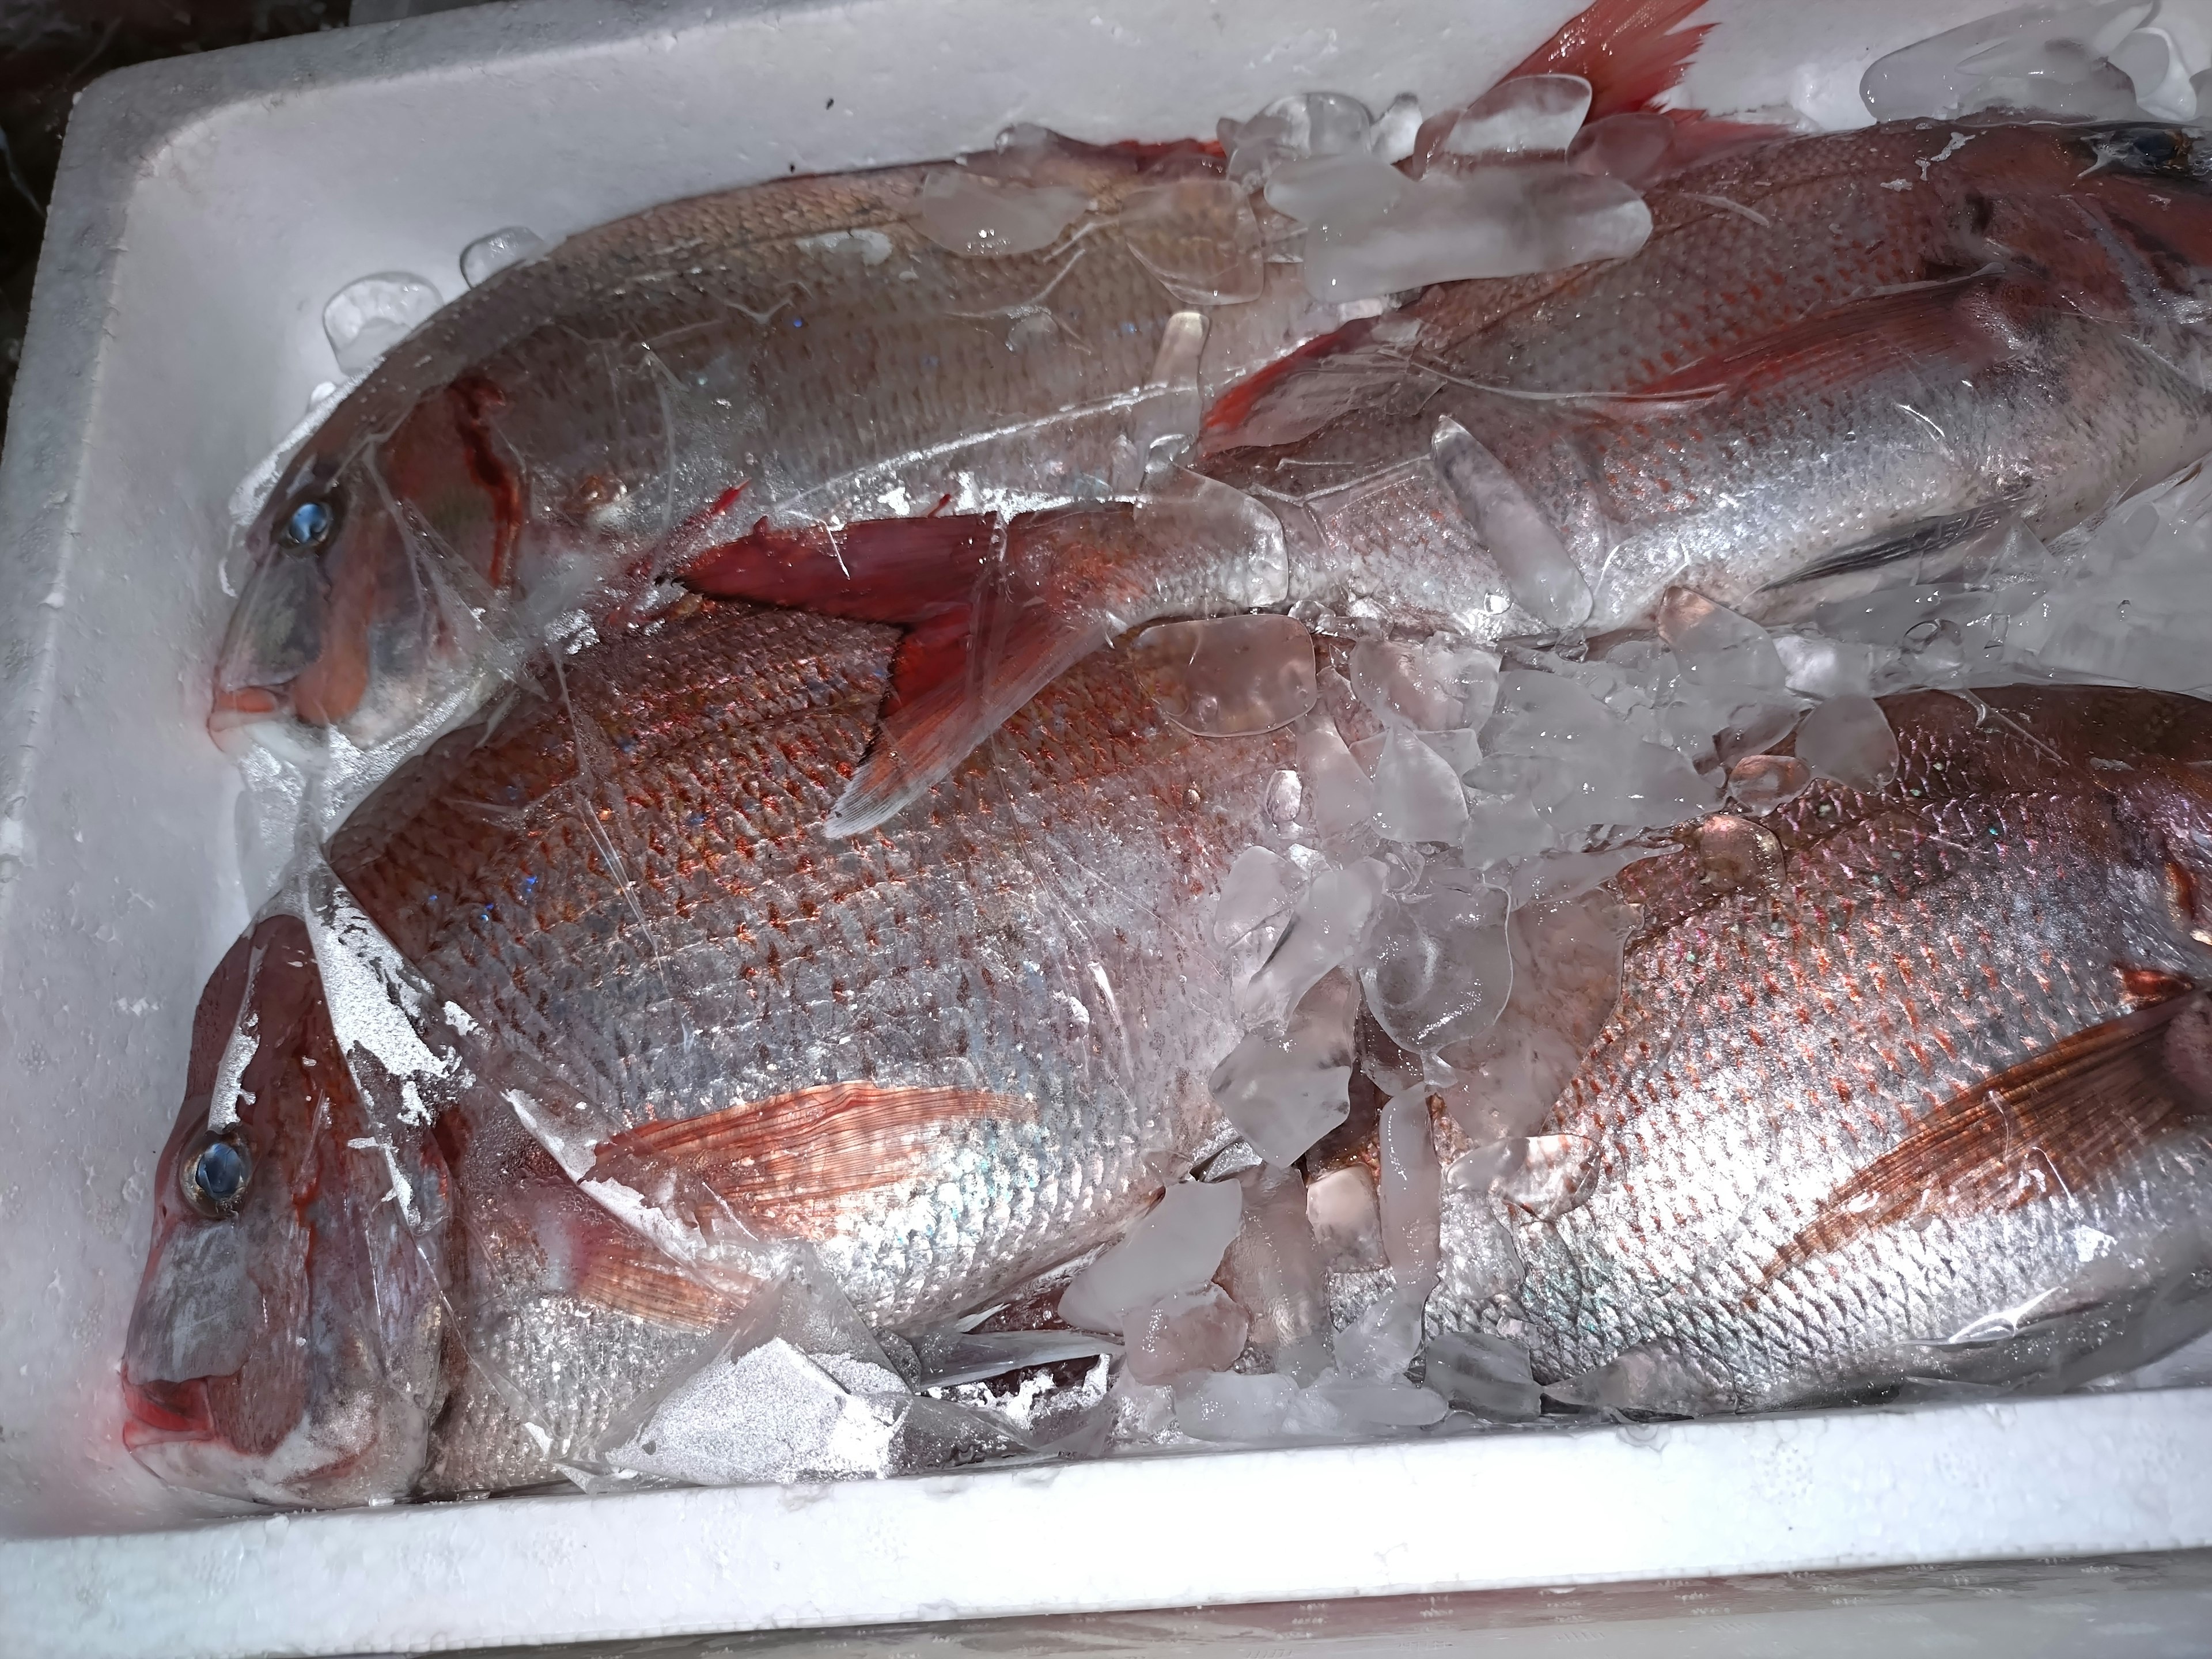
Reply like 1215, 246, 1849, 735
119, 1373, 218, 1450
207, 683, 293, 738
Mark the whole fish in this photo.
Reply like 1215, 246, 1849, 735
679, 119, 2212, 840
211, 134, 1342, 749
127, 596, 1294, 1505
1430, 687, 2212, 1411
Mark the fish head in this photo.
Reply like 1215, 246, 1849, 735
213, 378, 525, 751
122, 915, 451, 1508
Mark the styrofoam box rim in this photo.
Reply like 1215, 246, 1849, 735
4, 0, 2211, 1653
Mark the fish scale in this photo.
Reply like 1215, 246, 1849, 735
1433, 689, 2212, 1410
331, 599, 1291, 1334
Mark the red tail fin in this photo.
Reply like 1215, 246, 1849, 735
1509, 0, 1714, 122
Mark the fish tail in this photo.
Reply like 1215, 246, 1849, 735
1508, 0, 1717, 122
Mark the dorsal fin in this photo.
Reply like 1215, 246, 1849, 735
1508, 0, 1716, 122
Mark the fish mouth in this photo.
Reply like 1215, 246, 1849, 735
120, 1374, 218, 1451
207, 684, 291, 738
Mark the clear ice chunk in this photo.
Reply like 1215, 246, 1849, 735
915, 167, 1089, 256
1372, 726, 1471, 843
1433, 417, 1593, 629
1422, 1330, 1541, 1419
1378, 1085, 1442, 1290
1441, 74, 1593, 157
1287, 1374, 1449, 1433
1727, 753, 1812, 815
1696, 812, 1782, 891
1211, 845, 1306, 952
1060, 1178, 1245, 1334
1124, 1283, 1251, 1384
1294, 164, 1651, 304
1307, 1163, 1389, 1271
1119, 179, 1266, 306
1795, 694, 1900, 789
2111, 25, 2197, 119
1130, 614, 1317, 737
605, 1336, 905, 1486
1771, 631, 1891, 699
1656, 587, 1802, 761
1237, 859, 1383, 1024
1297, 724, 1378, 844
1451, 1131, 1602, 1221
1359, 876, 1512, 1052
1124, 309, 1209, 484
1368, 92, 1424, 164
1174, 1370, 1300, 1441
1262, 149, 1408, 229
1334, 1286, 1425, 1381
1860, 0, 2154, 122
1476, 671, 1717, 836
459, 225, 547, 288
1567, 111, 1675, 184
1222, 91, 1377, 186
323, 272, 442, 375
1222, 1165, 1332, 1382
1350, 638, 1501, 736
1210, 970, 1359, 1166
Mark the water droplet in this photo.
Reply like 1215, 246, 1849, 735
1696, 813, 1781, 890
1726, 753, 1812, 815
460, 225, 548, 287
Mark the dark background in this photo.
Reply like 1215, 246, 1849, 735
0, 0, 486, 444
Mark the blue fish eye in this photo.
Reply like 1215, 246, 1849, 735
276, 498, 336, 551
183, 1135, 252, 1218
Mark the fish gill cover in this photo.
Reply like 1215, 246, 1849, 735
120, 0, 2212, 1507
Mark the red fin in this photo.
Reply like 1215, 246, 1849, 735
1199, 316, 1381, 446
683, 514, 1000, 719
1758, 992, 2212, 1292
586, 1083, 1029, 1238
1509, 0, 1715, 122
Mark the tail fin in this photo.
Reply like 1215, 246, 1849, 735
1508, 0, 1714, 122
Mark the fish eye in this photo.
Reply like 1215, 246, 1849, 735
275, 497, 339, 553
2084, 126, 2196, 179
181, 1133, 253, 1218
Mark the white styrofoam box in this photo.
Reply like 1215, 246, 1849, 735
2, 0, 2210, 1643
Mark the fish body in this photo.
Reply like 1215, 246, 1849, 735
130, 596, 1294, 1503
1431, 688, 2212, 1411
216, 138, 1337, 745
1204, 122, 2212, 638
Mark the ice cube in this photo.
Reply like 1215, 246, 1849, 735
1288, 1374, 1449, 1432
915, 168, 1089, 256
1210, 970, 1359, 1165
1368, 92, 1424, 164
1771, 631, 1892, 699
1264, 768, 1305, 827
1421, 1330, 1540, 1419
1124, 1283, 1251, 1384
1222, 91, 1377, 185
1796, 694, 1899, 790
1441, 74, 1592, 158
1478, 671, 1717, 835
605, 1336, 904, 1485
1359, 876, 1512, 1052
1130, 614, 1317, 737
1378, 1086, 1442, 1290
1060, 1179, 1245, 1333
2111, 26, 2197, 119
1119, 179, 1266, 306
1297, 724, 1378, 843
1726, 753, 1812, 815
1211, 845, 1306, 951
1124, 309, 1209, 482
1860, 0, 2154, 121
1656, 588, 1802, 760
1263, 149, 1410, 231
1222, 1165, 1332, 1382
1173, 1370, 1300, 1441
1437, 887, 1630, 1141
459, 225, 547, 288
1297, 164, 1650, 304
1451, 1131, 1602, 1221
1432, 417, 1593, 629
1237, 861, 1383, 1024
1334, 1286, 1425, 1381
1372, 726, 1471, 843
1350, 638, 1502, 734
1307, 1163, 1389, 1271
323, 272, 443, 374
1566, 111, 1675, 184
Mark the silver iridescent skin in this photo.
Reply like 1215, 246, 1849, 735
1433, 688, 2212, 1411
